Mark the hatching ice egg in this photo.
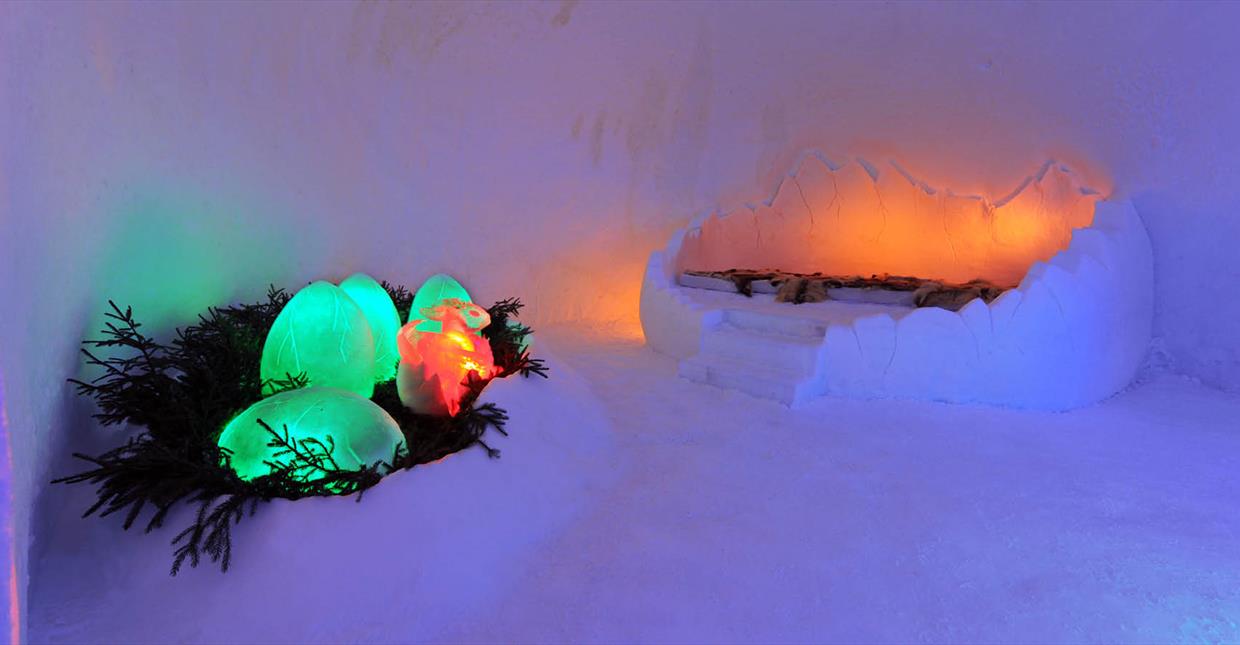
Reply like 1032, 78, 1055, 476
396, 306, 496, 416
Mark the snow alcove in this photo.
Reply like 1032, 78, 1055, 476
641, 154, 1154, 410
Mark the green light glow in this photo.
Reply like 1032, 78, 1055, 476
218, 387, 406, 483
409, 273, 472, 333
339, 273, 401, 383
260, 281, 376, 397
86, 186, 305, 354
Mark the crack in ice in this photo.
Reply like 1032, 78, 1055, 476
939, 198, 960, 265
793, 176, 817, 234
869, 179, 889, 243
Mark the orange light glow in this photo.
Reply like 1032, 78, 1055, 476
677, 161, 1099, 287
397, 307, 495, 417
460, 358, 487, 376
445, 331, 475, 351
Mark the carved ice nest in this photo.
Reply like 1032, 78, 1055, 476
640, 153, 1153, 410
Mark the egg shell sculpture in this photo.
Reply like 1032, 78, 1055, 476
408, 273, 473, 333
218, 386, 407, 484
397, 307, 496, 416
339, 272, 402, 383
260, 281, 376, 398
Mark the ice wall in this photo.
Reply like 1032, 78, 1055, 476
3, 1, 1240, 637
0, 375, 14, 643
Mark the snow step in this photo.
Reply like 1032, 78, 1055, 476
700, 325, 821, 373
722, 308, 830, 339
678, 355, 809, 405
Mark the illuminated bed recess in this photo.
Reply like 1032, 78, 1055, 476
639, 153, 1153, 410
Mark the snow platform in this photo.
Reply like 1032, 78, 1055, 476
675, 288, 911, 406
640, 156, 1155, 411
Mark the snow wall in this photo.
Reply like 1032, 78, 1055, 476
3, 1, 1240, 638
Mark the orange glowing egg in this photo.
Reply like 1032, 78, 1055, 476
395, 305, 495, 417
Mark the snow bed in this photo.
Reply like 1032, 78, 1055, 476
640, 156, 1154, 410
29, 350, 614, 644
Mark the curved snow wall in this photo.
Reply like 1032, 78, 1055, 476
643, 156, 1153, 410
678, 155, 1099, 287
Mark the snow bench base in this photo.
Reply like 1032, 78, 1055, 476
641, 201, 1153, 411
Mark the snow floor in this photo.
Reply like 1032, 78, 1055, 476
29, 325, 1240, 643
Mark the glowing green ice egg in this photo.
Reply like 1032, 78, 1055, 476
261, 281, 375, 397
218, 387, 406, 483
339, 273, 401, 383
409, 273, 472, 333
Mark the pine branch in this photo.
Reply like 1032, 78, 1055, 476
68, 301, 185, 435
482, 298, 549, 379
170, 492, 250, 575
381, 281, 414, 322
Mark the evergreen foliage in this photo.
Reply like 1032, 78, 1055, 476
483, 297, 550, 379
55, 282, 544, 575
